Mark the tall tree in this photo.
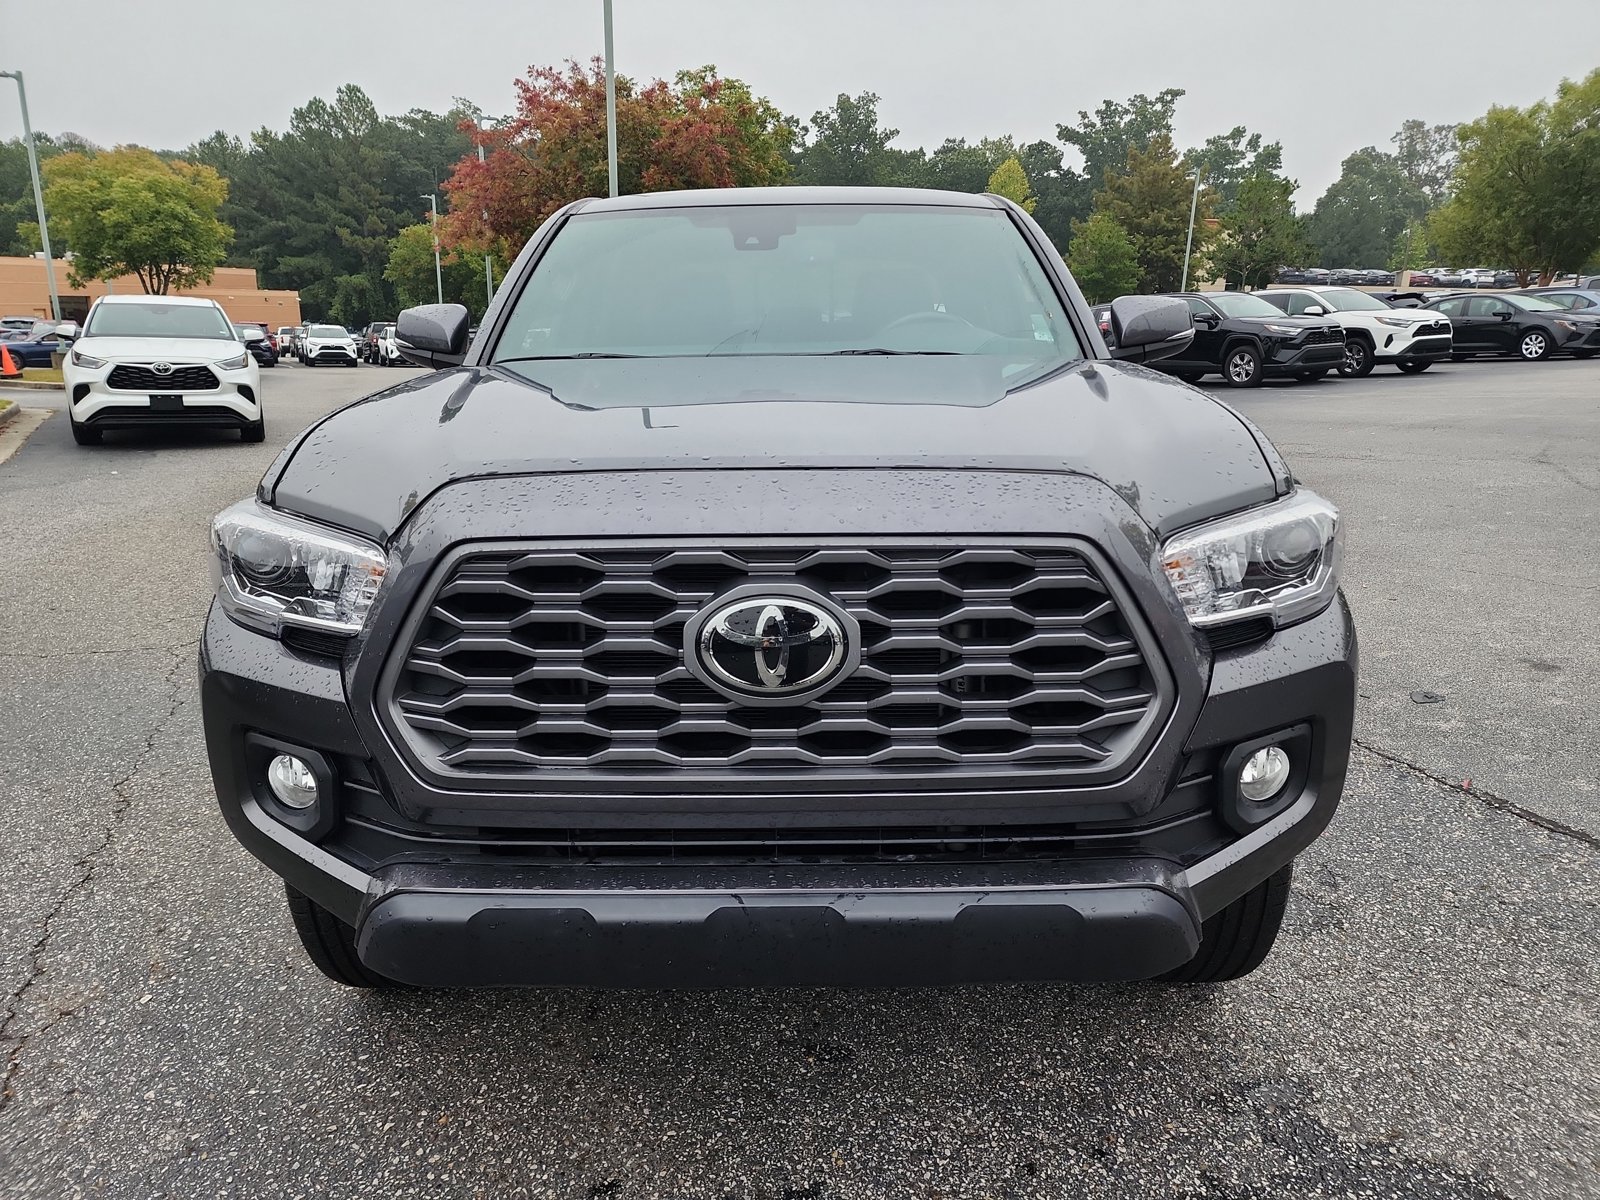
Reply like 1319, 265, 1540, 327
1093, 134, 1213, 292
1014, 139, 1081, 254
1066, 212, 1141, 303
444, 60, 793, 256
42, 147, 230, 293
1390, 119, 1460, 209
1209, 171, 1311, 291
789, 91, 916, 187
985, 156, 1036, 212
0, 133, 64, 257
1306, 147, 1424, 267
1186, 126, 1284, 213
1428, 70, 1600, 282
1058, 89, 1185, 189
384, 223, 490, 320
917, 136, 1017, 193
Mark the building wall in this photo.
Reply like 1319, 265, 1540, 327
0, 258, 301, 328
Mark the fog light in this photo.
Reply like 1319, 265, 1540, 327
1239, 746, 1291, 803
266, 754, 319, 810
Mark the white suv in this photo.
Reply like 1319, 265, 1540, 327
1255, 285, 1454, 376
62, 295, 263, 445
300, 323, 359, 366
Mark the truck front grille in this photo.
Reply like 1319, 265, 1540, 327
106, 364, 219, 391
386, 541, 1167, 783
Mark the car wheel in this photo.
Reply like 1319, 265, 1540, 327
241, 415, 265, 443
1396, 360, 1432, 374
1293, 368, 1328, 382
1171, 371, 1204, 383
1518, 331, 1552, 360
284, 885, 407, 989
1222, 344, 1263, 388
69, 420, 102, 446
1156, 862, 1293, 984
1338, 337, 1374, 378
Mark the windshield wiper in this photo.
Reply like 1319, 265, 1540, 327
825, 348, 960, 356
497, 353, 643, 362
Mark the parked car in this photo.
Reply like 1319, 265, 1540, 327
1150, 291, 1345, 386
1431, 269, 1467, 288
300, 323, 360, 366
358, 322, 387, 362
198, 186, 1355, 991
1, 314, 40, 333
60, 294, 263, 444
276, 326, 297, 355
1423, 292, 1600, 360
1275, 267, 1309, 284
1303, 268, 1332, 284
1255, 285, 1453, 376
1406, 271, 1437, 287
1359, 269, 1395, 286
1458, 269, 1498, 289
0, 319, 76, 367
1374, 291, 1432, 309
235, 323, 278, 367
1521, 288, 1600, 312
371, 322, 404, 365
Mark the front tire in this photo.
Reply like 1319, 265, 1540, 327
70, 420, 102, 445
241, 416, 265, 443
1396, 360, 1432, 374
1157, 863, 1294, 984
1518, 331, 1552, 361
285, 885, 406, 989
1338, 337, 1374, 378
1222, 344, 1263, 388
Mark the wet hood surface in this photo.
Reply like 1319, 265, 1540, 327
266, 356, 1283, 543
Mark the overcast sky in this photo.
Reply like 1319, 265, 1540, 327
6, 0, 1598, 206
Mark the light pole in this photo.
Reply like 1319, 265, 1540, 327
603, 0, 618, 198
421, 192, 443, 305
0, 70, 61, 321
1180, 166, 1205, 293
477, 141, 493, 310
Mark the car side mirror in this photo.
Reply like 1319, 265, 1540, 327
396, 303, 470, 369
240, 328, 266, 343
54, 322, 79, 342
1107, 295, 1195, 363
1496, 311, 1512, 321
1303, 305, 1325, 317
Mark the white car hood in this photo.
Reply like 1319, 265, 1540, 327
76, 336, 243, 362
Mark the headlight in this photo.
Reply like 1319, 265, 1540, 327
1262, 323, 1305, 336
216, 352, 250, 370
1374, 316, 1414, 327
210, 500, 388, 637
1160, 491, 1341, 629
70, 347, 106, 368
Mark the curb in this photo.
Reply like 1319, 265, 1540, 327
0, 402, 17, 429
0, 379, 64, 391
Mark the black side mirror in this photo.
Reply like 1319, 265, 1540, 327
1496, 310, 1513, 321
1108, 296, 1195, 363
396, 303, 471, 369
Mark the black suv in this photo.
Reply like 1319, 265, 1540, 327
1423, 292, 1600, 360
1150, 292, 1345, 386
201, 188, 1356, 990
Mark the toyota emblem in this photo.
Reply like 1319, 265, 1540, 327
151, 362, 175, 376
683, 587, 859, 705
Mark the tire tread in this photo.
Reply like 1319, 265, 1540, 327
285, 884, 404, 989
1158, 863, 1293, 984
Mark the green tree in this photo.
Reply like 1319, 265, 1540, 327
1066, 211, 1141, 303
985, 156, 1036, 212
1186, 126, 1284, 213
1015, 139, 1080, 253
1390, 119, 1460, 209
0, 133, 65, 256
1429, 70, 1600, 282
1093, 134, 1213, 292
384, 223, 491, 320
1058, 88, 1184, 190
42, 147, 230, 292
789, 92, 919, 187
1306, 147, 1424, 267
1209, 171, 1311, 291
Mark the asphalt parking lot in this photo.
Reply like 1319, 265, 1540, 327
0, 357, 1595, 1199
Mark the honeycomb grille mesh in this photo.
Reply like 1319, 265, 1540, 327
387, 544, 1160, 777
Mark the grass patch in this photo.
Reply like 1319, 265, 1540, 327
0, 398, 12, 413
21, 366, 63, 384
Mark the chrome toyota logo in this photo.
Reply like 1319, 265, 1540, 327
151, 362, 174, 376
683, 588, 859, 705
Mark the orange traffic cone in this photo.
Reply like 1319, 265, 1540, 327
0, 343, 20, 378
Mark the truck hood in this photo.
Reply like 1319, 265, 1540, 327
75, 335, 243, 361
265, 356, 1285, 543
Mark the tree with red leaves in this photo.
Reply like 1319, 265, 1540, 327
441, 60, 794, 257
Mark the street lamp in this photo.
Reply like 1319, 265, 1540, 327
0, 70, 62, 321
603, 0, 618, 198
420, 192, 443, 305
1180, 166, 1206, 293
477, 141, 493, 310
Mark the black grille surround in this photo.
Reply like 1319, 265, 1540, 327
381, 539, 1173, 788
106, 363, 219, 391
1302, 327, 1343, 346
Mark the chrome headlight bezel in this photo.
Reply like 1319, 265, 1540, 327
1160, 490, 1342, 630
215, 352, 250, 371
70, 347, 107, 369
210, 500, 388, 638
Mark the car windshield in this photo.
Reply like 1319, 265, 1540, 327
309, 324, 347, 337
1204, 292, 1285, 319
1507, 294, 1565, 312
1315, 287, 1391, 312
491, 203, 1081, 384
84, 302, 235, 339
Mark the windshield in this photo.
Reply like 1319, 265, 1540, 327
492, 203, 1080, 381
1507, 294, 1565, 312
84, 302, 234, 340
1205, 292, 1286, 319
309, 324, 348, 338
1314, 287, 1390, 312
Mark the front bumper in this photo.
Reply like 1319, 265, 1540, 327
1376, 331, 1453, 363
64, 363, 260, 426
200, 587, 1357, 987
305, 345, 358, 364
1263, 340, 1343, 374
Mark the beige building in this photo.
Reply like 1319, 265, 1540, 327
0, 256, 301, 327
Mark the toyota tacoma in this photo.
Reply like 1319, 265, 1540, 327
200, 188, 1356, 989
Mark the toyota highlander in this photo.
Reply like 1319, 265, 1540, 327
200, 188, 1357, 989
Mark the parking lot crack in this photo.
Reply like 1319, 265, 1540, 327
1531, 448, 1599, 494
1353, 738, 1600, 850
0, 635, 197, 1114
